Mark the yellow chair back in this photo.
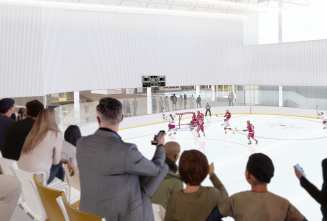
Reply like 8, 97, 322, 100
33, 174, 66, 221
61, 192, 105, 221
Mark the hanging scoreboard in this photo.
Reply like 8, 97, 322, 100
142, 76, 166, 88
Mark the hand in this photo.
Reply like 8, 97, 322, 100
209, 163, 215, 175
66, 161, 75, 177
294, 166, 304, 180
156, 133, 166, 147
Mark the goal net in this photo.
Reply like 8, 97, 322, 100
176, 112, 195, 129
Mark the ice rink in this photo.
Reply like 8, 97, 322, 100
118, 114, 327, 221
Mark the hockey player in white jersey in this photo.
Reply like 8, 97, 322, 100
163, 113, 177, 136
221, 119, 234, 134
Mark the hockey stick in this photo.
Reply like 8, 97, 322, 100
316, 105, 319, 119
235, 127, 245, 132
215, 115, 224, 118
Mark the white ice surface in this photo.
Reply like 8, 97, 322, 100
100, 114, 327, 220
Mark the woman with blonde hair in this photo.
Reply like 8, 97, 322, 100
17, 108, 26, 121
18, 109, 75, 184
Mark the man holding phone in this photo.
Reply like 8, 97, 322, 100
77, 98, 169, 221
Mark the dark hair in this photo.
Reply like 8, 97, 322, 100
25, 100, 44, 118
247, 153, 274, 184
0, 98, 15, 114
64, 125, 82, 146
179, 150, 209, 185
96, 97, 122, 126
10, 113, 16, 121
17, 108, 27, 121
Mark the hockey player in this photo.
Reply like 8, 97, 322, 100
163, 113, 177, 136
243, 120, 258, 145
317, 112, 327, 129
221, 119, 234, 134
224, 110, 231, 122
196, 112, 206, 137
189, 113, 198, 131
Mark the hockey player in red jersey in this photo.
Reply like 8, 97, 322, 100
196, 111, 205, 137
224, 110, 231, 122
243, 120, 258, 145
189, 113, 198, 131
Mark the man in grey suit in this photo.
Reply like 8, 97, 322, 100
77, 97, 168, 221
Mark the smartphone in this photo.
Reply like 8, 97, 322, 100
151, 130, 165, 145
295, 164, 306, 178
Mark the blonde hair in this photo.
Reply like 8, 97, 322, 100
22, 109, 58, 155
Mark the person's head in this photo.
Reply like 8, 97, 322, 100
197, 111, 200, 114
245, 153, 274, 187
17, 108, 27, 120
198, 95, 200, 97
207, 103, 209, 105
231, 92, 233, 94
134, 98, 136, 100
191, 95, 193, 97
64, 125, 82, 147
10, 113, 16, 121
96, 97, 123, 128
22, 109, 58, 155
165, 141, 181, 162
247, 120, 250, 125
226, 109, 229, 112
25, 100, 44, 119
0, 98, 15, 115
179, 150, 209, 186
321, 112, 324, 115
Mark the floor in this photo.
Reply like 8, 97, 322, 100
118, 114, 327, 221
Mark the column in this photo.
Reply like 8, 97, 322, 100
279, 86, 283, 107
196, 86, 200, 98
74, 91, 80, 124
147, 87, 152, 114
42, 95, 47, 108
211, 85, 215, 101
223, 85, 224, 97
232, 85, 235, 102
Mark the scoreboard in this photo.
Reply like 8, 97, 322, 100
142, 76, 166, 88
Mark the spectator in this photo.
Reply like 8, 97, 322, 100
190, 94, 195, 109
18, 109, 74, 184
0, 98, 16, 150
17, 108, 27, 121
294, 159, 327, 221
152, 97, 157, 113
230, 92, 234, 106
1, 100, 44, 161
228, 93, 231, 106
151, 141, 183, 209
76, 97, 168, 221
126, 99, 131, 117
197, 95, 202, 108
0, 175, 22, 221
84, 103, 90, 122
10, 113, 16, 122
61, 125, 81, 168
171, 94, 177, 111
208, 153, 307, 221
178, 95, 183, 110
159, 97, 164, 113
122, 100, 127, 116
165, 150, 228, 221
184, 94, 188, 109
164, 96, 170, 111
132, 98, 138, 116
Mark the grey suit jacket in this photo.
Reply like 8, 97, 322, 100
76, 128, 166, 221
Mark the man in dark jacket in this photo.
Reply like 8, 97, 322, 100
171, 94, 177, 111
1, 100, 44, 160
197, 95, 202, 108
